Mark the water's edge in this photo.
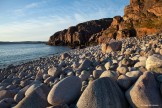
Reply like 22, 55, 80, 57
0, 44, 71, 69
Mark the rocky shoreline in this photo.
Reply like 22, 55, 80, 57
0, 34, 162, 108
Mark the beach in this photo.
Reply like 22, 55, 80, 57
0, 34, 162, 107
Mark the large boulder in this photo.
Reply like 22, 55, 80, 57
47, 76, 82, 106
146, 54, 162, 72
134, 61, 146, 68
104, 61, 113, 70
14, 80, 41, 103
117, 75, 132, 90
126, 72, 162, 108
102, 41, 122, 53
126, 71, 142, 83
0, 90, 16, 100
100, 70, 119, 80
14, 83, 50, 108
25, 82, 42, 96
78, 59, 92, 70
79, 71, 90, 81
117, 66, 128, 75
93, 70, 103, 79
61, 53, 70, 60
76, 77, 128, 108
14, 85, 30, 103
0, 98, 16, 108
110, 41, 122, 52
48, 66, 62, 77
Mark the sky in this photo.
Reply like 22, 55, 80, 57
0, 0, 129, 42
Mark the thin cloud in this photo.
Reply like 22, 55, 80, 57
13, 1, 45, 16
25, 3, 39, 9
0, 0, 129, 41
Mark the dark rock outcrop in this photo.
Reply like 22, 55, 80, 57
48, 18, 113, 47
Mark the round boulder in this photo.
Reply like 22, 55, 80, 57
117, 75, 132, 90
47, 76, 82, 106
117, 66, 128, 75
104, 61, 112, 70
146, 54, 162, 71
93, 70, 103, 79
126, 71, 142, 83
79, 71, 90, 81
14, 85, 30, 103
0, 98, 16, 108
78, 59, 92, 71
100, 70, 119, 80
14, 84, 50, 108
126, 72, 162, 108
48, 66, 62, 77
61, 53, 70, 60
76, 77, 128, 108
0, 90, 16, 100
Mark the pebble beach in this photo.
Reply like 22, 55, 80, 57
0, 34, 162, 108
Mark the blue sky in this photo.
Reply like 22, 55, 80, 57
0, 0, 129, 41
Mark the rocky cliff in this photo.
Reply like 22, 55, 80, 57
99, 0, 162, 42
48, 18, 113, 47
48, 0, 162, 47
124, 0, 162, 37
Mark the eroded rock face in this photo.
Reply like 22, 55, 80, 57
76, 77, 128, 108
48, 18, 113, 47
124, 0, 162, 36
126, 72, 162, 108
124, 0, 159, 20
147, 1, 162, 17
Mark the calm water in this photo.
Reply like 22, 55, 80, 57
0, 44, 70, 68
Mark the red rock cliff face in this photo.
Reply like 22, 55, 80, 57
124, 0, 162, 37
48, 18, 113, 47
99, 0, 162, 42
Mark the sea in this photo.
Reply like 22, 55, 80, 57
0, 43, 70, 69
